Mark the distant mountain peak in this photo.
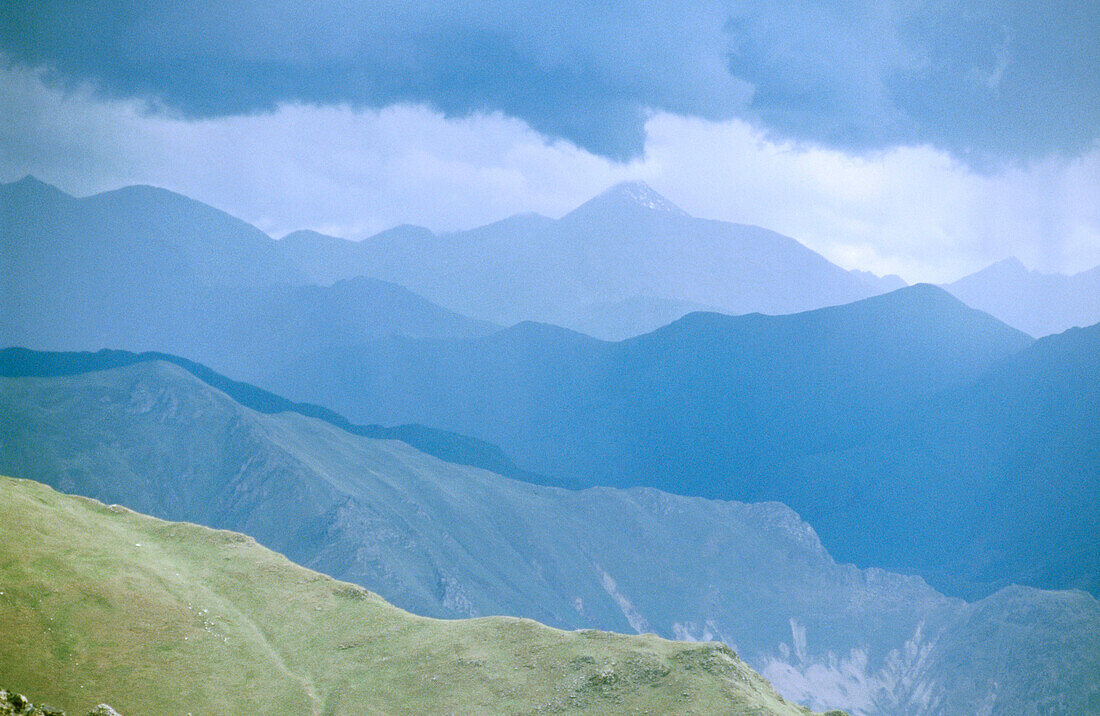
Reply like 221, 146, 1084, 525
950, 256, 1039, 282
872, 282, 964, 310
993, 256, 1027, 270
369, 224, 436, 242
280, 228, 341, 244
609, 180, 685, 212
497, 320, 603, 345
1, 174, 70, 201
11, 174, 49, 188
564, 180, 689, 220
848, 268, 908, 292
984, 256, 1030, 275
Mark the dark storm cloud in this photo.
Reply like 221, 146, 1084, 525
727, 0, 1100, 163
2, 0, 1096, 162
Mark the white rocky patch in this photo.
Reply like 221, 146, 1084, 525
593, 562, 651, 634
759, 621, 941, 716
617, 181, 687, 215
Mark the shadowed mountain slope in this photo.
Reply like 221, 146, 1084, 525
0, 347, 563, 488
264, 285, 1031, 491
256, 285, 1065, 595
789, 322, 1100, 597
2, 360, 1097, 715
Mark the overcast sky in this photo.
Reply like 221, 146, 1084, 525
2, 1, 1098, 282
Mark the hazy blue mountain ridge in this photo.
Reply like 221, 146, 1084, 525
1, 359, 1096, 716
0, 347, 569, 488
1, 177, 497, 379
943, 257, 1100, 337
4, 175, 893, 369
4, 174, 1095, 711
275, 181, 900, 338
791, 322, 1100, 597
264, 284, 1032, 487
255, 287, 1100, 598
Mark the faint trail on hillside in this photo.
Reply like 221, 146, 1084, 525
232, 608, 324, 715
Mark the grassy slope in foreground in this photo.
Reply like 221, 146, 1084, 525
0, 477, 831, 716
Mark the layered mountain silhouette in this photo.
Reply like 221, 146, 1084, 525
1, 176, 297, 355
256, 286, 1100, 597
0, 346, 562, 487
3, 177, 904, 353
4, 174, 1095, 712
942, 257, 1100, 337
277, 180, 903, 338
1, 177, 496, 379
13, 174, 1094, 347
8, 173, 1093, 351
1, 175, 302, 290
265, 284, 1029, 482
1, 356, 1096, 716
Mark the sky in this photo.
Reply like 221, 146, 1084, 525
2, 0, 1098, 283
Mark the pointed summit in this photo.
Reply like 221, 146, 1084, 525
8, 174, 53, 188
1, 175, 71, 203
605, 180, 687, 214
563, 180, 689, 222
972, 256, 1031, 278
994, 256, 1027, 270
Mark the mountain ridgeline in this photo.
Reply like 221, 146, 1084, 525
0, 177, 497, 381
4, 175, 1094, 351
942, 257, 1100, 337
1, 177, 900, 357
267, 283, 1031, 485
0, 476, 829, 716
255, 284, 1096, 598
2, 360, 1097, 716
0, 347, 572, 489
3, 175, 1098, 714
277, 180, 903, 338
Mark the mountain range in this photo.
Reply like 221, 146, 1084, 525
1, 476, 828, 715
0, 177, 495, 381
2, 176, 900, 354
2, 353, 1097, 715
255, 284, 1100, 598
0, 346, 564, 487
259, 284, 1029, 486
277, 180, 904, 338
3, 174, 1097, 713
941, 256, 1100, 337
5, 175, 1094, 351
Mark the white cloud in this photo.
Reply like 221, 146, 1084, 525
0, 63, 636, 237
642, 114, 1100, 282
3, 64, 1097, 283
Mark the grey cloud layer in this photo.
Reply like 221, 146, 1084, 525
3, 0, 1097, 161
727, 0, 1100, 162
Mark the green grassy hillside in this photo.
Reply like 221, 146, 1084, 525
0, 477, 830, 715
